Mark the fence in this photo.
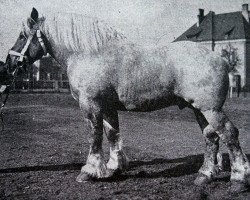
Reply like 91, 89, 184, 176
11, 80, 70, 93
9, 79, 249, 97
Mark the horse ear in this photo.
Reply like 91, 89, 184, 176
27, 8, 40, 29
31, 7, 39, 22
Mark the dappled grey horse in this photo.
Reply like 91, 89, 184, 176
6, 8, 250, 193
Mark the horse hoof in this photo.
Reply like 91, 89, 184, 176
76, 172, 93, 182
229, 181, 249, 194
194, 174, 212, 186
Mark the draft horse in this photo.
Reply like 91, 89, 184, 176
6, 8, 250, 193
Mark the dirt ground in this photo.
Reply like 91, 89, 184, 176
0, 93, 249, 200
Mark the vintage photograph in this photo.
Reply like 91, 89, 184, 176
0, 0, 250, 199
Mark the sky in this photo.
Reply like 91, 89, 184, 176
0, 0, 248, 60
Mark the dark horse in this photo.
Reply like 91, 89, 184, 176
5, 8, 250, 193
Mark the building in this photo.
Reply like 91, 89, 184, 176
36, 57, 67, 82
174, 4, 250, 91
13, 56, 69, 92
31, 57, 69, 91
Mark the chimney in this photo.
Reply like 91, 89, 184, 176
242, 4, 249, 23
197, 9, 204, 27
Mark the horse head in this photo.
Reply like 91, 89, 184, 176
7, 8, 49, 77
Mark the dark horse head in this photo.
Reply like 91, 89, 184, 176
7, 8, 50, 78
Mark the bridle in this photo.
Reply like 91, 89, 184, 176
0, 28, 47, 131
8, 29, 47, 67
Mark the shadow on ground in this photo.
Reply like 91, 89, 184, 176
1, 153, 248, 183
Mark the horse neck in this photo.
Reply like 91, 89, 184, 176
42, 32, 73, 68
41, 20, 79, 68
47, 38, 72, 68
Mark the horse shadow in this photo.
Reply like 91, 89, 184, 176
105, 153, 232, 182
0, 154, 249, 183
121, 153, 233, 181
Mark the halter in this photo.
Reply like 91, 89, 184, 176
8, 29, 47, 65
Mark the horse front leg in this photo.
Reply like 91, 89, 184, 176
76, 101, 107, 182
103, 109, 129, 177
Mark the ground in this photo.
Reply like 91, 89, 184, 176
0, 93, 249, 200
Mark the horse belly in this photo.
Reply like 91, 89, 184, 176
118, 85, 176, 112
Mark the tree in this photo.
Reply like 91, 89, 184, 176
221, 43, 242, 98
221, 43, 240, 73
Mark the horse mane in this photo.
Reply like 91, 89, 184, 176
23, 12, 126, 54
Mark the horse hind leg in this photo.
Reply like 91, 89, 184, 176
76, 100, 107, 182
193, 109, 222, 185
202, 110, 250, 193
103, 109, 129, 177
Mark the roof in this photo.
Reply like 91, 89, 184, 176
174, 11, 250, 42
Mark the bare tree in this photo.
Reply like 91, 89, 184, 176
221, 43, 242, 98
221, 43, 241, 73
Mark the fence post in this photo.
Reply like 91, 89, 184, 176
234, 75, 241, 97
54, 80, 59, 92
229, 86, 233, 98
228, 72, 234, 98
